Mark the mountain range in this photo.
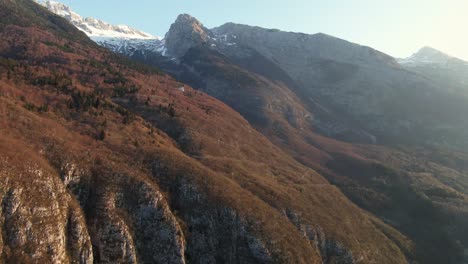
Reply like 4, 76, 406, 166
40, 1, 468, 149
0, 0, 467, 263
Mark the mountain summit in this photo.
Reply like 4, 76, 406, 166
399, 46, 468, 95
398, 46, 466, 66
36, 0, 157, 39
164, 14, 214, 57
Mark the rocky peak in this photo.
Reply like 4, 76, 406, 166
174, 14, 205, 30
41, 0, 70, 14
415, 46, 450, 60
38, 0, 82, 23
165, 14, 214, 58
37, 0, 156, 39
398, 46, 462, 66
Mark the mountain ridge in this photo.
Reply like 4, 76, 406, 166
399, 46, 468, 66
36, 0, 158, 39
399, 46, 468, 96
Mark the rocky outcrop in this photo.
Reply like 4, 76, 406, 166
116, 180, 186, 264
284, 209, 354, 264
53, 155, 187, 264
0, 157, 93, 264
0, 154, 187, 264
165, 14, 214, 58
90, 209, 139, 263
149, 160, 273, 263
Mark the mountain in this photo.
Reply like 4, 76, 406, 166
45, 5, 468, 150
212, 23, 468, 150
36, 0, 166, 58
399, 46, 468, 96
86, 12, 468, 264
0, 0, 422, 263
2, 1, 468, 263
36, 0, 157, 39
399, 46, 466, 66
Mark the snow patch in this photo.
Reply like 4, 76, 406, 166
93, 37, 167, 56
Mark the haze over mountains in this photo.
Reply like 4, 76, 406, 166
1, 0, 468, 263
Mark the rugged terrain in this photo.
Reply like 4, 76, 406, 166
49, 11, 468, 264
0, 0, 432, 263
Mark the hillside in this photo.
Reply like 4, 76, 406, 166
0, 0, 420, 263
88, 13, 468, 264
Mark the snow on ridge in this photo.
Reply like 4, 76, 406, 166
398, 46, 468, 67
36, 0, 240, 59
36, 0, 160, 40
92, 37, 167, 56
210, 33, 238, 47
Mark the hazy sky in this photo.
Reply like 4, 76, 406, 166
58, 0, 468, 60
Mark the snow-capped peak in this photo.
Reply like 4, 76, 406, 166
398, 46, 459, 66
36, 0, 159, 40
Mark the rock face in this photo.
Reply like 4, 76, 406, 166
0, 154, 93, 263
148, 163, 274, 264
40, 145, 188, 264
284, 209, 354, 264
87, 179, 186, 264
0, 139, 187, 264
165, 14, 214, 58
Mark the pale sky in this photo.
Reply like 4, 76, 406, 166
58, 0, 468, 60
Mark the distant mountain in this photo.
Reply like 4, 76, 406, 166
399, 46, 467, 66
211, 23, 468, 149
38, 0, 168, 58
37, 0, 158, 40
399, 47, 468, 95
